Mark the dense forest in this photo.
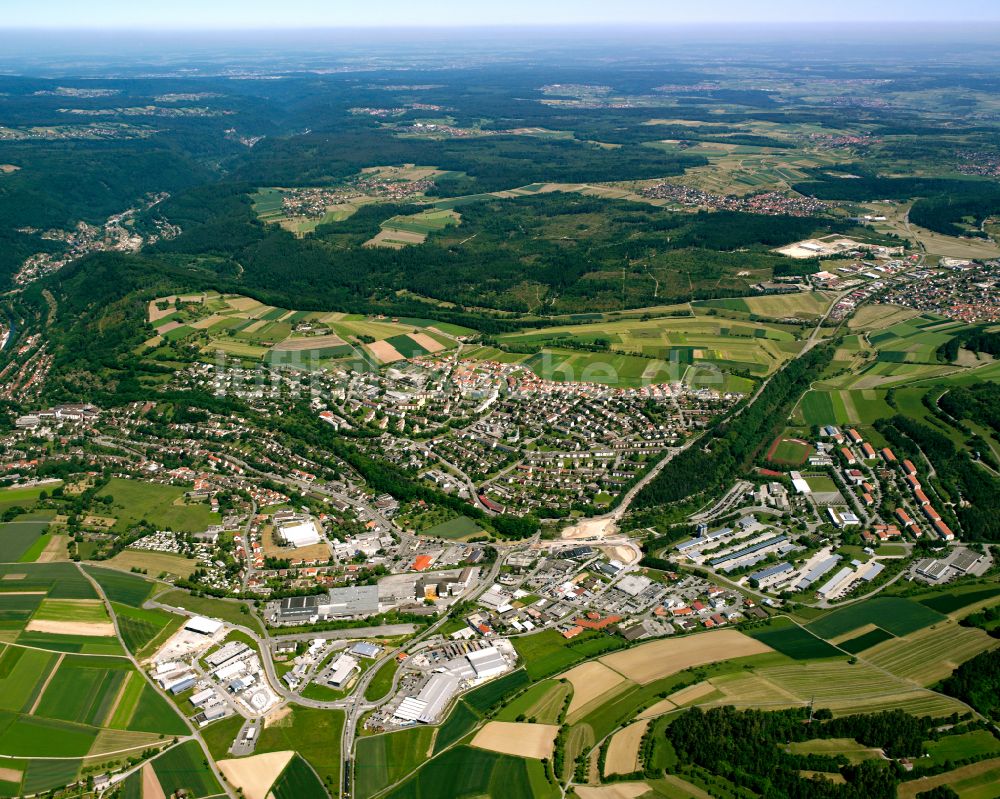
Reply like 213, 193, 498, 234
665, 707, 937, 799
939, 649, 1000, 719
148, 187, 840, 315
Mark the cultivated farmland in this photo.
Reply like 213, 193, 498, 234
355, 726, 435, 799
806, 597, 945, 639
472, 721, 559, 760
598, 629, 773, 685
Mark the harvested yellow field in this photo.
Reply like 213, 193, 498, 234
471, 721, 559, 759
706, 672, 802, 708
848, 304, 919, 331
366, 340, 406, 363
25, 619, 115, 637
575, 784, 653, 799
272, 334, 348, 351
564, 661, 628, 714
604, 720, 649, 776
90, 728, 166, 755
142, 762, 166, 799
190, 314, 226, 329
225, 296, 264, 312
217, 751, 294, 799
407, 332, 443, 352
637, 698, 677, 720
35, 534, 68, 562
862, 623, 998, 685
599, 630, 772, 685
668, 681, 719, 707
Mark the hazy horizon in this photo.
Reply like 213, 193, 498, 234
4, 0, 1000, 29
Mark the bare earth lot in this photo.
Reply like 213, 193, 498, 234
471, 721, 559, 759
366, 339, 405, 363
25, 619, 116, 636
600, 630, 772, 685
142, 762, 166, 799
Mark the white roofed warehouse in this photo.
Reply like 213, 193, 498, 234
278, 519, 323, 548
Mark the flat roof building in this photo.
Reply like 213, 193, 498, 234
279, 520, 322, 548
185, 616, 224, 636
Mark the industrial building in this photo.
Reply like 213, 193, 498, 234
184, 616, 224, 636
326, 654, 359, 688
394, 673, 462, 724
273, 584, 381, 624
278, 519, 323, 548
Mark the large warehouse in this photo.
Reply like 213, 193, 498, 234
273, 585, 380, 624
278, 519, 322, 548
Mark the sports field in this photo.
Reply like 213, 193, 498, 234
765, 436, 812, 466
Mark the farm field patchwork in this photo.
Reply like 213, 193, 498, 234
806, 597, 946, 639
747, 620, 843, 660
495, 679, 571, 724
153, 740, 223, 798
355, 726, 436, 799
897, 757, 1000, 799
471, 721, 559, 760
603, 720, 649, 776
98, 478, 220, 534
381, 744, 558, 799
270, 754, 326, 799
860, 622, 998, 685
218, 750, 293, 799
598, 629, 774, 685
0, 519, 51, 563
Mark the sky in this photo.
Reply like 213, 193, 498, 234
5, 0, 1000, 29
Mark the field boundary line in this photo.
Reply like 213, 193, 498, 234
28, 651, 63, 715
